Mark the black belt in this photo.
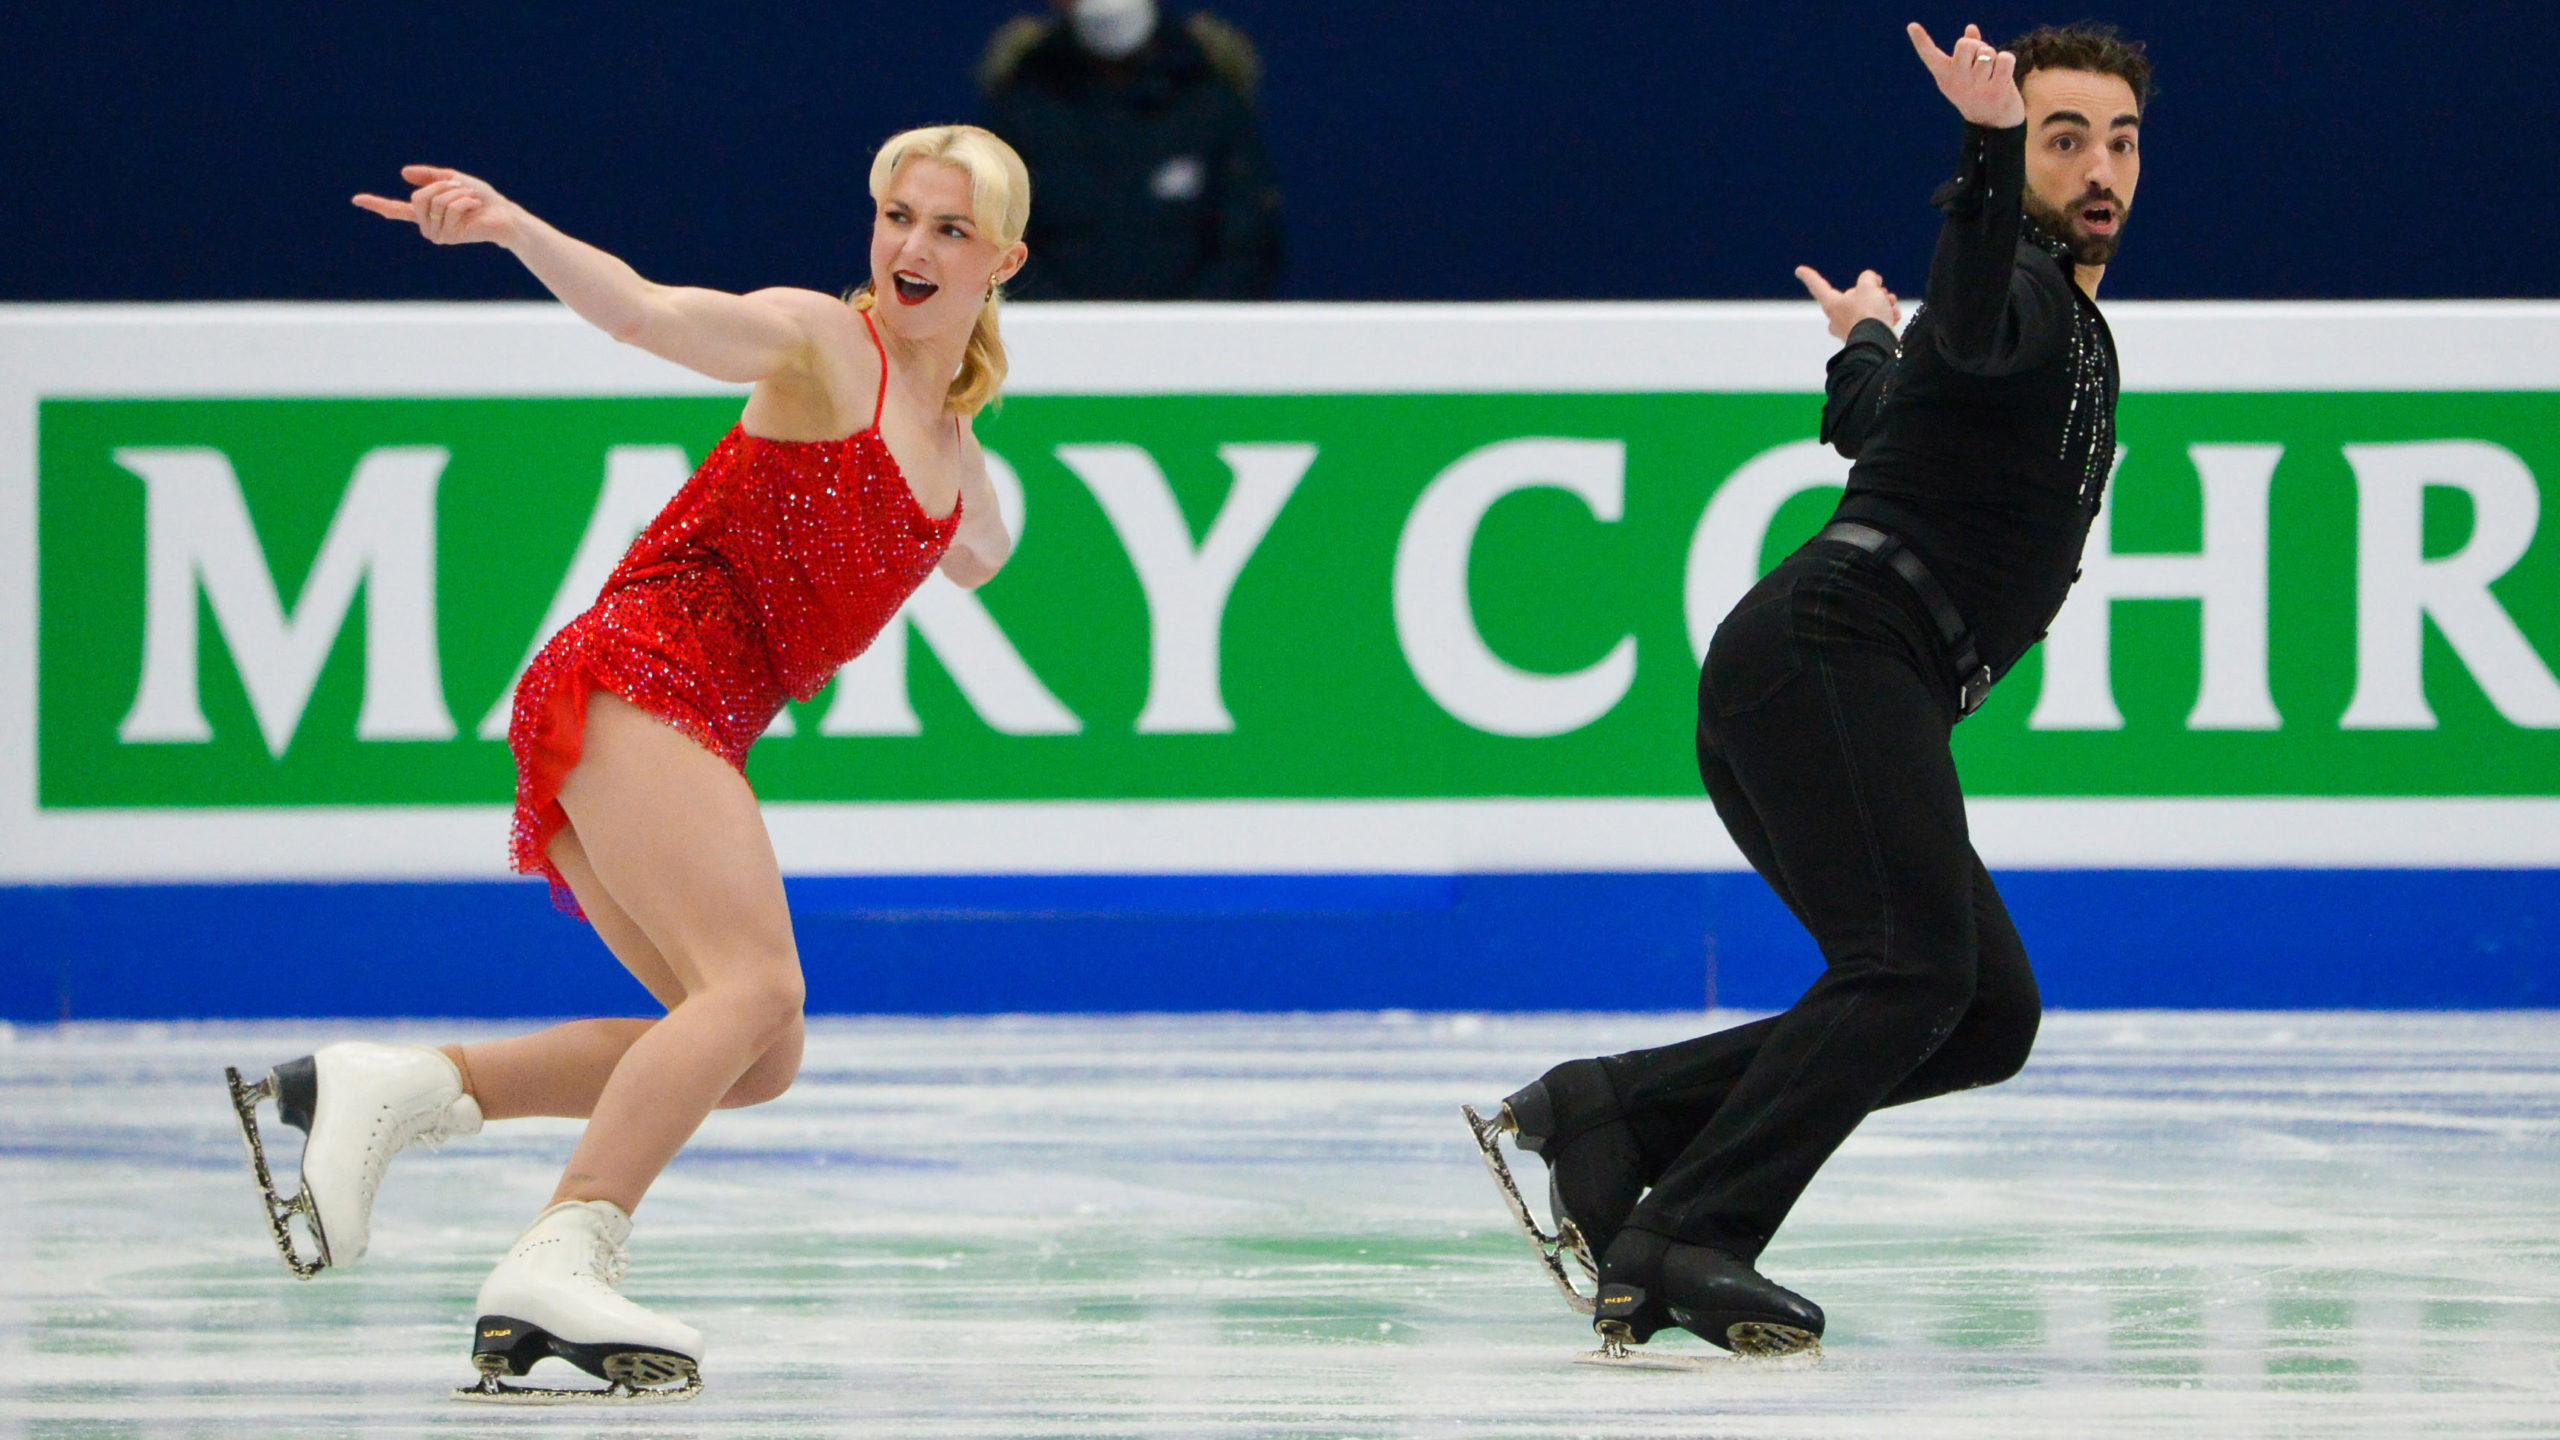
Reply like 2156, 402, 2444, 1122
1815, 521, 1994, 716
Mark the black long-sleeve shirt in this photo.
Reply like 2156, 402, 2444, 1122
1819, 122, 2119, 681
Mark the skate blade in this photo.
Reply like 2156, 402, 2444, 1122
1460, 1103, 1596, 1316
1574, 1346, 1728, 1371
452, 1374, 702, 1405
223, 1066, 329, 1280
1572, 1328, 1822, 1370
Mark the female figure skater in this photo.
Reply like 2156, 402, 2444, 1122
223, 124, 1030, 1403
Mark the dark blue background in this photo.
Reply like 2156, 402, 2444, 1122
9, 1, 2553, 302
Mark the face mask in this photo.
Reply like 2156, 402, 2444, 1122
1070, 0, 1156, 60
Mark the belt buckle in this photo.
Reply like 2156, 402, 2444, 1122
1958, 665, 1993, 717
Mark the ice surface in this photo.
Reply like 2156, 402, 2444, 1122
3, 1011, 2557, 1438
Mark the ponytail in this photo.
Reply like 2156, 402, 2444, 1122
950, 291, 1009, 415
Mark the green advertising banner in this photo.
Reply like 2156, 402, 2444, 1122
4, 304, 2557, 880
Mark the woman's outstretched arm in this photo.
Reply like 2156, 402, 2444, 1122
354, 164, 822, 385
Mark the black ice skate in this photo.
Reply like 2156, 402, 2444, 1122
224, 1042, 481, 1279
1460, 1060, 1646, 1317
453, 1200, 704, 1405
1591, 1228, 1823, 1362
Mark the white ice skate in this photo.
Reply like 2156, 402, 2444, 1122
223, 1042, 482, 1278
455, 1199, 704, 1404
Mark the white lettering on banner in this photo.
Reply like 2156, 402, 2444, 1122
819, 448, 1080, 737
2341, 440, 2560, 729
2032, 445, 2282, 731
1396, 437, 1636, 737
1683, 439, 1848, 664
116, 446, 455, 758
475, 445, 691, 740
1058, 441, 1315, 734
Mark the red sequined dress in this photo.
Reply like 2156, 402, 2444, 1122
507, 310, 961, 912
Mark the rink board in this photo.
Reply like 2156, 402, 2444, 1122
3, 304, 2558, 1016
5, 870, 2557, 1021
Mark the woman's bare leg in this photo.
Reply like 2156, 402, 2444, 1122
450, 1016, 802, 1120
535, 693, 806, 1213
450, 1018, 648, 1121
436, 828, 803, 1121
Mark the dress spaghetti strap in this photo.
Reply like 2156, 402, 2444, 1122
859, 308, 890, 431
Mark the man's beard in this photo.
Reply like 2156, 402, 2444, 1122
2024, 189, 2126, 267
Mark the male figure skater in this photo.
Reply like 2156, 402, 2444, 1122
1471, 20, 2149, 1357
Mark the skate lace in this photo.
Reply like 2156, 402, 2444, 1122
591, 1231, 629, 1288
356, 1098, 466, 1214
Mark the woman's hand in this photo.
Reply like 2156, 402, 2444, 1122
1907, 22, 2026, 129
353, 165, 522, 247
351, 163, 820, 388
1795, 265, 1900, 341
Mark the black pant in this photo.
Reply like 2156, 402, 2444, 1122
1604, 540, 2041, 1263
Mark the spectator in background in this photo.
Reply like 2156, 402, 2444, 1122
978, 0, 1284, 298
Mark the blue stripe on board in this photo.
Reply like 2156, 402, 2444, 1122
2, 870, 2553, 1022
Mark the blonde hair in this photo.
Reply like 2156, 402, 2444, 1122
856, 124, 1031, 416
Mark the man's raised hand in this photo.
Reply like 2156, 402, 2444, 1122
352, 166, 521, 247
1907, 22, 2027, 129
1796, 265, 1900, 342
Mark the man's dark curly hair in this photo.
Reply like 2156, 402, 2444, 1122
2008, 22, 2153, 113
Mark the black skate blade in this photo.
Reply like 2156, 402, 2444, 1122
223, 1065, 330, 1279
452, 1373, 702, 1406
1460, 1104, 1596, 1316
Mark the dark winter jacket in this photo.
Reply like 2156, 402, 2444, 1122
978, 12, 1285, 299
